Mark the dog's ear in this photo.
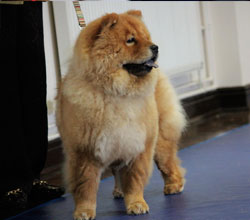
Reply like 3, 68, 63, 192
94, 13, 119, 39
101, 13, 119, 29
126, 10, 142, 19
83, 13, 119, 47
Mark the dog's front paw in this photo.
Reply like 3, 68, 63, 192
164, 179, 185, 195
127, 201, 149, 215
74, 208, 96, 220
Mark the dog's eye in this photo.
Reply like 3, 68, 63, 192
126, 37, 136, 45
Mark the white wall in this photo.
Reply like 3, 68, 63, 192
205, 1, 250, 88
208, 2, 242, 87
43, 2, 60, 140
235, 2, 250, 86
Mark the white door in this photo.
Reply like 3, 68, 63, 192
53, 1, 213, 98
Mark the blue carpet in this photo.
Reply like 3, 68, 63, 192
8, 124, 250, 220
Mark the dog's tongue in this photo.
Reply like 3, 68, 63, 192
145, 60, 158, 68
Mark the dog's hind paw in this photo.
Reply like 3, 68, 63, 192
164, 181, 185, 195
113, 188, 124, 199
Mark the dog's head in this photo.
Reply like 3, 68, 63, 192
73, 10, 159, 96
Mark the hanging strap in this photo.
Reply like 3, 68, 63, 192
73, 1, 86, 28
0, 1, 23, 4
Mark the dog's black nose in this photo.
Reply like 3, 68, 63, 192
150, 44, 158, 53
150, 44, 158, 56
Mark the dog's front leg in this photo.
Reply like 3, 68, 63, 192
120, 147, 153, 215
65, 152, 101, 220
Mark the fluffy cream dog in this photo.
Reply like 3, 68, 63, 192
56, 10, 186, 220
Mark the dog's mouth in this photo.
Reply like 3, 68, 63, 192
123, 55, 158, 77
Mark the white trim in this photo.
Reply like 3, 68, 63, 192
200, 2, 217, 87
48, 114, 59, 141
168, 62, 215, 99
52, 1, 81, 76
178, 78, 215, 100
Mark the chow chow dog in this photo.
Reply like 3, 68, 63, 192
56, 10, 186, 220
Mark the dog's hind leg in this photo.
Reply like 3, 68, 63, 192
155, 138, 186, 194
154, 71, 186, 195
112, 169, 124, 199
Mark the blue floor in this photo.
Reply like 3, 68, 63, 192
9, 124, 250, 220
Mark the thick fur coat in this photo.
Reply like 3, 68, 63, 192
56, 10, 186, 220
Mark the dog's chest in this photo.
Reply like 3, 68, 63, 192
94, 100, 146, 166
